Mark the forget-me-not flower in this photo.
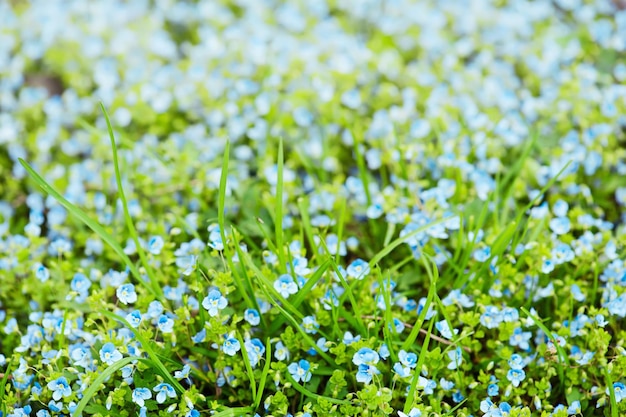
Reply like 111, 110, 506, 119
99, 342, 122, 365
132, 387, 152, 407
153, 382, 176, 404
274, 274, 298, 298
202, 289, 228, 316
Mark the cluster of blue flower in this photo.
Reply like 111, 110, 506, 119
2, 0, 626, 415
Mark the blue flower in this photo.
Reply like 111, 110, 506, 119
33, 263, 50, 282
244, 338, 265, 367
47, 376, 71, 401
473, 247, 491, 262
508, 354, 525, 370
174, 364, 191, 383
341, 88, 361, 109
153, 382, 176, 404
48, 400, 63, 412
176, 254, 197, 276
244, 308, 260, 326
207, 224, 224, 250
452, 390, 464, 403
301, 316, 319, 334
417, 376, 436, 394
440, 378, 455, 391
148, 235, 164, 255
435, 320, 458, 340
551, 243, 575, 264
353, 347, 380, 366
392, 317, 405, 334
99, 342, 122, 365
607, 382, 626, 403
274, 274, 298, 298
549, 217, 570, 235
192, 328, 206, 344
132, 387, 152, 407
398, 350, 418, 368
447, 348, 463, 370
346, 258, 370, 279
378, 343, 390, 360
202, 289, 228, 316
316, 337, 329, 353
570, 284, 586, 302
70, 273, 91, 294
343, 331, 360, 345
480, 398, 509, 417
274, 341, 289, 361
506, 368, 526, 387
509, 328, 532, 350
223, 334, 241, 356
116, 283, 137, 305
356, 364, 380, 384
480, 306, 503, 329
541, 259, 555, 274
287, 359, 312, 383
567, 400, 581, 414
157, 314, 175, 333
366, 203, 384, 219
147, 300, 164, 318
393, 362, 411, 378
552, 200, 569, 217
126, 310, 142, 328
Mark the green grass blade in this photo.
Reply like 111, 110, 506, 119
604, 367, 619, 417
404, 318, 434, 413
291, 259, 331, 308
297, 197, 319, 256
101, 103, 163, 299
211, 407, 254, 417
218, 140, 257, 311
253, 337, 272, 411
334, 197, 347, 264
236, 331, 258, 406
275, 137, 286, 272
18, 158, 158, 299
74, 356, 140, 416
284, 372, 352, 405
352, 130, 372, 206
402, 266, 438, 352
374, 267, 397, 362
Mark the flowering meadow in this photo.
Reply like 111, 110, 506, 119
2, 0, 626, 416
